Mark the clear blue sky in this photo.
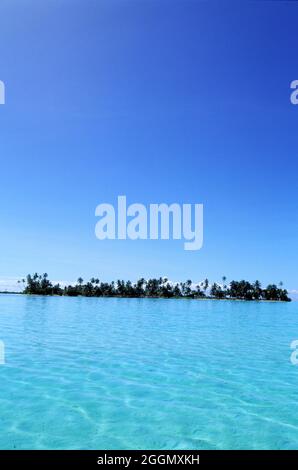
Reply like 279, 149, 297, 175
0, 0, 298, 291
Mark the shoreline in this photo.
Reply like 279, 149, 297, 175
0, 292, 291, 303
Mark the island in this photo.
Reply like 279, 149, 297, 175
17, 273, 291, 301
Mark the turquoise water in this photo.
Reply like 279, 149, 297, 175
0, 294, 298, 449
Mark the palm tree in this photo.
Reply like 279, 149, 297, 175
184, 280, 192, 297
253, 280, 262, 300
77, 277, 83, 286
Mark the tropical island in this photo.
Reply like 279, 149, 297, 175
17, 273, 291, 301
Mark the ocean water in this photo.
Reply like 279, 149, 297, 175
0, 294, 298, 450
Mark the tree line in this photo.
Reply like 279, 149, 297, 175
18, 273, 291, 301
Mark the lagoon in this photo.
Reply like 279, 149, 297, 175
0, 294, 297, 449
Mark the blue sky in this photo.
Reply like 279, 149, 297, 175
0, 0, 298, 291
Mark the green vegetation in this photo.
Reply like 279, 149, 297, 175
19, 273, 291, 301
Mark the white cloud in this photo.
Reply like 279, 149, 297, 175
0, 277, 23, 292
